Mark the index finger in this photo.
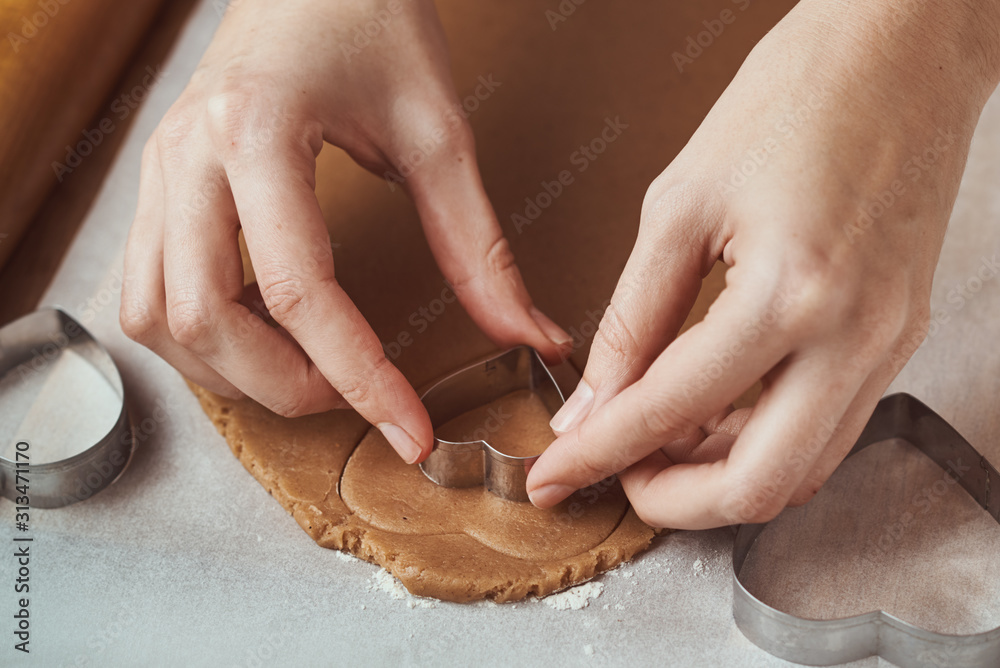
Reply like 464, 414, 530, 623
525, 275, 794, 507
217, 115, 433, 463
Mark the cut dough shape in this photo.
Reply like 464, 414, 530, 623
191, 375, 656, 602
434, 389, 556, 457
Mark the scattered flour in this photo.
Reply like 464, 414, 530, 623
543, 582, 604, 611
602, 604, 610, 610
614, 603, 625, 611
692, 559, 706, 577
621, 570, 634, 578
409, 598, 436, 609
369, 570, 407, 600
367, 570, 437, 608
335, 550, 363, 563
583, 644, 595, 656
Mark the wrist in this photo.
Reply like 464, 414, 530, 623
786, 0, 1000, 116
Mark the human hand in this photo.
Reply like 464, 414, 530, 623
525, 0, 1000, 528
120, 0, 571, 464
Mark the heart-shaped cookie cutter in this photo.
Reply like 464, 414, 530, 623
0, 308, 135, 508
419, 346, 565, 502
733, 393, 1000, 667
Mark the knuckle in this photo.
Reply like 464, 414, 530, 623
204, 88, 298, 161
592, 303, 641, 368
418, 101, 475, 147
885, 307, 931, 372
258, 274, 322, 328
337, 356, 392, 407
640, 176, 713, 227
720, 475, 789, 524
633, 390, 700, 442
205, 90, 256, 141
166, 297, 213, 348
843, 282, 919, 365
435, 113, 475, 153
450, 236, 519, 295
119, 296, 160, 343
268, 390, 310, 419
481, 235, 518, 280
864, 307, 911, 359
390, 99, 476, 170
155, 107, 197, 155
775, 251, 857, 336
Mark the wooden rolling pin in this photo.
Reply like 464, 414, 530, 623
0, 0, 164, 271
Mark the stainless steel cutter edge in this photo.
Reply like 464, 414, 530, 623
418, 346, 565, 502
0, 307, 135, 508
732, 393, 1000, 668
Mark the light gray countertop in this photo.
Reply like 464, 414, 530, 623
3, 1, 1000, 666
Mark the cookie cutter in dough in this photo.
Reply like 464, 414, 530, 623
733, 393, 1000, 668
0, 308, 135, 508
419, 346, 565, 502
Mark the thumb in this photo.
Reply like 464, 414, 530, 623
404, 129, 573, 364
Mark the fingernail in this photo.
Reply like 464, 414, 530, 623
530, 306, 573, 348
550, 380, 594, 434
528, 484, 576, 508
377, 423, 423, 464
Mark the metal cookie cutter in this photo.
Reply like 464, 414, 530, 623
419, 346, 565, 502
733, 393, 1000, 668
0, 308, 135, 508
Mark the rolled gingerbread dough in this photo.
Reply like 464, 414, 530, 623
191, 371, 655, 602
